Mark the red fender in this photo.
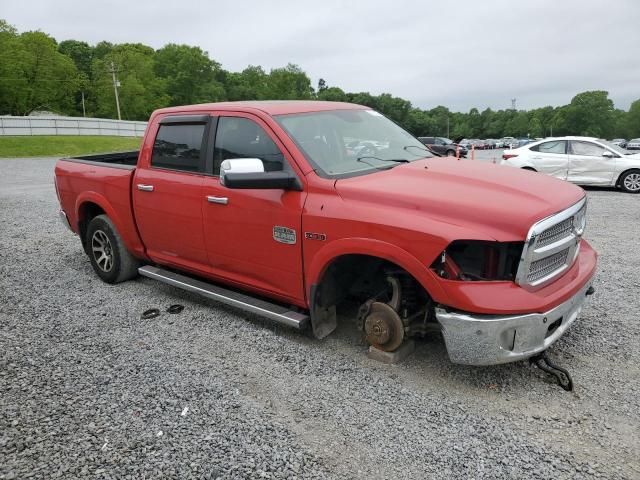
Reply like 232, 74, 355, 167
74, 191, 147, 260
305, 237, 450, 305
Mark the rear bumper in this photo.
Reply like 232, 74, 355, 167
435, 276, 594, 365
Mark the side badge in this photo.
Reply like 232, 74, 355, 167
273, 226, 297, 245
305, 232, 326, 241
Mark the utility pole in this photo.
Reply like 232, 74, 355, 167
109, 62, 122, 120
81, 91, 86, 117
446, 116, 450, 138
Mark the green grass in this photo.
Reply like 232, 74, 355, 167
0, 135, 142, 157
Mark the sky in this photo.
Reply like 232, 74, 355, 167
3, 0, 639, 112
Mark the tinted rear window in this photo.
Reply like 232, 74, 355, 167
151, 123, 206, 172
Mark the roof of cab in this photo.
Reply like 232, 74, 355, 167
153, 100, 367, 117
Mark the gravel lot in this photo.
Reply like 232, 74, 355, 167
1, 157, 639, 479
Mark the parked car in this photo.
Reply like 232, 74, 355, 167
501, 136, 640, 193
627, 138, 640, 150
459, 139, 473, 149
611, 139, 627, 148
501, 137, 517, 148
417, 136, 467, 157
55, 101, 596, 366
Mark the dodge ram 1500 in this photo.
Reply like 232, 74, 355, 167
55, 101, 597, 365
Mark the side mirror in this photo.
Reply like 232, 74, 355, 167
220, 158, 302, 191
602, 151, 615, 158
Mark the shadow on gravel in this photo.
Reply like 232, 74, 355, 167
136, 277, 565, 395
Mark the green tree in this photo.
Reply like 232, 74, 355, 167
154, 44, 225, 105
224, 65, 268, 100
91, 43, 169, 120
2, 30, 80, 115
317, 86, 347, 102
564, 90, 614, 137
265, 63, 314, 99
624, 100, 640, 139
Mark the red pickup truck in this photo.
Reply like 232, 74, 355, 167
55, 101, 597, 365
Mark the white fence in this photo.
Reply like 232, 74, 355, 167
0, 116, 147, 137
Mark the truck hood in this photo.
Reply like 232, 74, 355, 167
335, 159, 585, 241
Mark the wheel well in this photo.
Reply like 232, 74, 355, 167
522, 166, 537, 172
616, 168, 640, 186
310, 254, 432, 339
78, 202, 106, 251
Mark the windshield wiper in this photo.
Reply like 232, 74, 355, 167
357, 156, 410, 164
403, 145, 434, 156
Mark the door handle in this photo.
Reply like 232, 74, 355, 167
531, 156, 542, 160
207, 195, 228, 205
137, 184, 154, 192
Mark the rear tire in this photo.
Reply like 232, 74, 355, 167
446, 149, 456, 157
619, 170, 640, 193
86, 214, 140, 283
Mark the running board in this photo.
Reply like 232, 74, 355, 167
138, 265, 309, 330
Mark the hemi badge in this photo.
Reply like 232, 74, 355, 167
273, 226, 297, 245
305, 232, 326, 241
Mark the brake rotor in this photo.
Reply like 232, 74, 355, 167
364, 302, 405, 352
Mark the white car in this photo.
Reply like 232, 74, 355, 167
500, 136, 640, 193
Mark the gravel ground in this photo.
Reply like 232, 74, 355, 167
1, 157, 639, 479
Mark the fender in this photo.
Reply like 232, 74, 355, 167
75, 191, 147, 259
306, 237, 451, 338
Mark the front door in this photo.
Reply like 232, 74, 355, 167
202, 113, 307, 303
567, 140, 616, 185
133, 116, 211, 273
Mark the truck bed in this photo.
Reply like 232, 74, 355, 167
68, 150, 139, 168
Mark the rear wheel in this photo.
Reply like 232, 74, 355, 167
446, 149, 456, 157
86, 214, 140, 283
619, 170, 640, 193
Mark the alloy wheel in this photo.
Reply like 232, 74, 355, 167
91, 230, 114, 272
623, 173, 640, 192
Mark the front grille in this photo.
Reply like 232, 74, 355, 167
516, 198, 586, 289
527, 247, 570, 282
536, 217, 574, 247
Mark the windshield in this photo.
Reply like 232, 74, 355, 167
275, 109, 433, 177
599, 139, 628, 155
439, 137, 453, 144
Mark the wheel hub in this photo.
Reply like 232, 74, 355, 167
363, 302, 405, 352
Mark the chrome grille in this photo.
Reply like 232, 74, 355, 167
516, 198, 586, 290
527, 248, 570, 282
536, 217, 574, 247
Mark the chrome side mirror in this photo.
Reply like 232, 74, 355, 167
602, 151, 615, 158
220, 158, 264, 186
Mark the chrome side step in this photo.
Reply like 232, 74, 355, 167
138, 265, 309, 330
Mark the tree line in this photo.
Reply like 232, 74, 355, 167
1, 19, 638, 139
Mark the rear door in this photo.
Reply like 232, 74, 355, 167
201, 112, 307, 303
567, 140, 616, 185
528, 140, 568, 180
133, 115, 212, 273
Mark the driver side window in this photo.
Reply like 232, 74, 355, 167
213, 117, 287, 175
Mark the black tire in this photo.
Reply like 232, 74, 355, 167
86, 214, 140, 283
446, 149, 456, 157
618, 169, 640, 193
522, 167, 537, 172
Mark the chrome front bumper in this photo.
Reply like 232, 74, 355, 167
435, 279, 594, 366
